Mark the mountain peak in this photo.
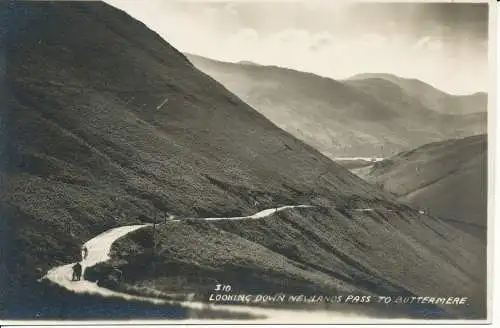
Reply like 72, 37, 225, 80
347, 72, 404, 82
237, 60, 261, 66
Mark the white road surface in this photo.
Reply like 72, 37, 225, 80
44, 224, 159, 302
334, 157, 384, 162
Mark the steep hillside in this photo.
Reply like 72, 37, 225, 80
365, 135, 487, 239
0, 1, 486, 319
347, 73, 487, 115
186, 54, 486, 158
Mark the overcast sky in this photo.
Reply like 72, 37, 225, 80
105, 0, 489, 95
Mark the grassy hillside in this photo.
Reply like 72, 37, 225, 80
186, 54, 486, 158
0, 1, 486, 319
365, 135, 487, 239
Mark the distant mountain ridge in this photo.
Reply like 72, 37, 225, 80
186, 53, 486, 158
346, 73, 487, 115
237, 60, 261, 66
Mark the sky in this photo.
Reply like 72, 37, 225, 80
105, 0, 489, 95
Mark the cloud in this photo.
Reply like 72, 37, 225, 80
414, 36, 432, 48
309, 32, 333, 52
414, 36, 444, 52
104, 0, 488, 94
234, 28, 259, 42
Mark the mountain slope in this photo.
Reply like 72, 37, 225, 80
186, 54, 486, 158
0, 1, 485, 319
364, 135, 487, 239
347, 73, 487, 115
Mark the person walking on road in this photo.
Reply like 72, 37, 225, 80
72, 262, 82, 281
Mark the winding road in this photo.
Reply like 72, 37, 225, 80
40, 205, 383, 322
44, 224, 159, 303
44, 205, 314, 293
39, 204, 415, 322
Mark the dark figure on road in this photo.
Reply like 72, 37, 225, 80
81, 246, 88, 260
72, 262, 82, 281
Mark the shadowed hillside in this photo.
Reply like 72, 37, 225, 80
364, 135, 487, 239
186, 54, 486, 158
0, 1, 486, 320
